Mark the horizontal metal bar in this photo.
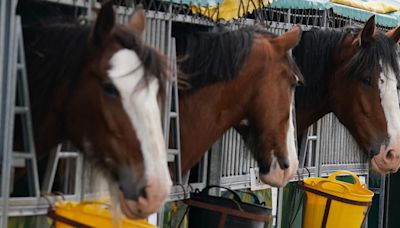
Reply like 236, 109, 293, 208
167, 149, 179, 155
14, 106, 29, 114
41, 0, 89, 7
12, 158, 25, 167
319, 164, 369, 176
0, 195, 80, 217
167, 183, 206, 201
220, 175, 252, 190
307, 136, 318, 140
12, 152, 33, 159
167, 154, 175, 162
58, 152, 80, 159
16, 63, 23, 70
0, 190, 111, 217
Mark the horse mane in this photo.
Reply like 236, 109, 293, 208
293, 27, 400, 107
24, 20, 90, 123
23, 18, 167, 124
175, 25, 274, 92
346, 29, 400, 82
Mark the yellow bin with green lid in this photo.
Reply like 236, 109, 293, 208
53, 199, 155, 228
300, 170, 373, 228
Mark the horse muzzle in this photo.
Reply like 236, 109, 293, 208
370, 145, 400, 174
118, 174, 172, 219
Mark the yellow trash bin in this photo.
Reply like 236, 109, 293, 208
300, 170, 373, 228
50, 199, 155, 228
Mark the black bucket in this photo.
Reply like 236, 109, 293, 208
184, 185, 272, 228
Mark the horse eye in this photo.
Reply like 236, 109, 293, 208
103, 83, 120, 97
362, 76, 372, 86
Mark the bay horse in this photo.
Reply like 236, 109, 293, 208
292, 16, 400, 174
21, 2, 171, 218
175, 25, 303, 187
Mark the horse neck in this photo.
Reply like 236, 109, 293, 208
179, 82, 249, 174
295, 100, 330, 133
294, 54, 332, 133
23, 24, 88, 159
294, 54, 332, 132
33, 96, 65, 157
293, 29, 348, 134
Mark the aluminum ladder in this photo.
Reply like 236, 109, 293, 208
0, 15, 41, 227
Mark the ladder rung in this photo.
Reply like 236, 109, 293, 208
169, 112, 178, 118
12, 158, 26, 167
12, 152, 34, 159
16, 63, 24, 70
167, 154, 175, 162
168, 149, 179, 155
307, 136, 318, 141
58, 152, 80, 158
14, 106, 29, 114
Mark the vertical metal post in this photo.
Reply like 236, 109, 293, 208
0, 0, 5, 122
298, 130, 309, 169
276, 187, 284, 228
1, 2, 17, 227
86, 0, 95, 21
17, 18, 41, 196
208, 140, 223, 187
315, 121, 322, 176
385, 175, 390, 228
75, 153, 84, 199
323, 9, 328, 28
42, 145, 62, 193
378, 174, 386, 228
364, 173, 369, 228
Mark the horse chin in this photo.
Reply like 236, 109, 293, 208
118, 191, 145, 219
370, 156, 399, 174
259, 157, 298, 187
118, 190, 163, 219
118, 176, 171, 219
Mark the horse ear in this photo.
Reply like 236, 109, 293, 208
354, 15, 376, 47
273, 25, 302, 52
128, 5, 146, 36
386, 26, 400, 44
92, 1, 115, 48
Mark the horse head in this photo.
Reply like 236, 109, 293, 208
236, 26, 303, 187
327, 16, 400, 174
64, 2, 171, 218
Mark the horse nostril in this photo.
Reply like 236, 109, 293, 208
277, 158, 290, 169
118, 168, 147, 201
140, 185, 147, 199
370, 145, 380, 157
386, 150, 395, 160
119, 184, 146, 201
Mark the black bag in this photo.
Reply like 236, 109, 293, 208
184, 185, 272, 228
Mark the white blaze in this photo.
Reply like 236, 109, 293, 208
376, 64, 400, 172
108, 49, 172, 197
261, 92, 298, 187
380, 68, 400, 144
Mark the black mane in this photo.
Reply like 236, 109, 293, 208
293, 27, 400, 107
175, 26, 274, 91
23, 18, 166, 123
346, 30, 400, 82
24, 20, 90, 123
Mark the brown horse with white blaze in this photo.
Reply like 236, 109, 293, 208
22, 2, 171, 218
175, 25, 303, 187
293, 16, 400, 174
